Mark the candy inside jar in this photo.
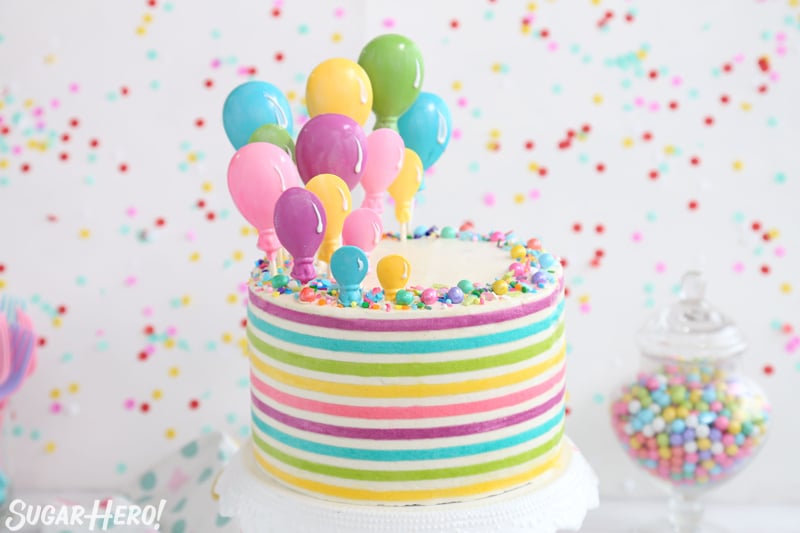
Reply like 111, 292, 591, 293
610, 271, 771, 532
611, 359, 770, 488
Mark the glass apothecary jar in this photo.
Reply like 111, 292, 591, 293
610, 272, 771, 532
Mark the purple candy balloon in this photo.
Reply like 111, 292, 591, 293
273, 187, 327, 284
295, 113, 368, 191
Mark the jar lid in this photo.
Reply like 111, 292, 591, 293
636, 271, 748, 360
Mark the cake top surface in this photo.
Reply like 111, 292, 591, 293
248, 226, 563, 318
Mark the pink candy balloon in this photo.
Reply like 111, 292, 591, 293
360, 128, 405, 214
273, 187, 327, 284
342, 208, 384, 255
295, 113, 368, 191
227, 142, 301, 263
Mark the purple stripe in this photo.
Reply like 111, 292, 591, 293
251, 387, 565, 440
248, 278, 564, 332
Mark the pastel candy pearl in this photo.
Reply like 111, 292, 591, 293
299, 287, 316, 302
420, 288, 439, 305
538, 252, 556, 268
714, 416, 730, 431
510, 244, 527, 260
457, 279, 474, 293
447, 286, 464, 304
527, 238, 542, 250
508, 262, 525, 277
531, 271, 548, 285
395, 289, 413, 306
492, 279, 509, 295
271, 274, 290, 289
441, 226, 457, 239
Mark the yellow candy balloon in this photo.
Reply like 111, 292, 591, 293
306, 173, 352, 264
306, 58, 374, 126
387, 148, 423, 233
377, 254, 411, 301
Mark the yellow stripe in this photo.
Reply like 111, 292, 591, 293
250, 342, 566, 398
254, 443, 565, 502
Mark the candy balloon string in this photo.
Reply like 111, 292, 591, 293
257, 230, 282, 276
361, 194, 385, 214
277, 248, 287, 272
374, 116, 399, 131
291, 257, 317, 285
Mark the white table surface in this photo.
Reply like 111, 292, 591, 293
577, 499, 800, 533
7, 490, 800, 532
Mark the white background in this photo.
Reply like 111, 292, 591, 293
1, 0, 799, 507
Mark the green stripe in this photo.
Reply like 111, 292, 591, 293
248, 320, 564, 377
252, 428, 564, 482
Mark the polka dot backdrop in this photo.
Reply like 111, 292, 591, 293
1, 0, 798, 503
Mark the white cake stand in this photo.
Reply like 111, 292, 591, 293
215, 437, 599, 533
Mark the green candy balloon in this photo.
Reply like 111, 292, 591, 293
358, 34, 424, 131
248, 123, 296, 162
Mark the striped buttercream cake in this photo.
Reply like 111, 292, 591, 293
246, 233, 567, 505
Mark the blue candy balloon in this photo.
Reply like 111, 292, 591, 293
330, 246, 369, 307
397, 92, 452, 169
223, 81, 294, 150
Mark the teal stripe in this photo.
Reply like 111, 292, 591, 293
251, 407, 565, 462
248, 299, 565, 354
247, 321, 565, 377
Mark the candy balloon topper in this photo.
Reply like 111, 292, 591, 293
387, 148, 423, 238
342, 208, 383, 255
248, 123, 296, 162
295, 113, 368, 191
360, 128, 405, 214
227, 142, 301, 264
273, 187, 327, 284
330, 246, 369, 307
358, 34, 424, 131
306, 174, 352, 264
397, 92, 451, 169
377, 254, 411, 302
306, 58, 373, 127
223, 81, 293, 150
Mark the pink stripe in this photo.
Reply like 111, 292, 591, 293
250, 364, 566, 420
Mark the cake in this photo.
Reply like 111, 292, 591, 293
221, 32, 577, 512
245, 229, 567, 505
